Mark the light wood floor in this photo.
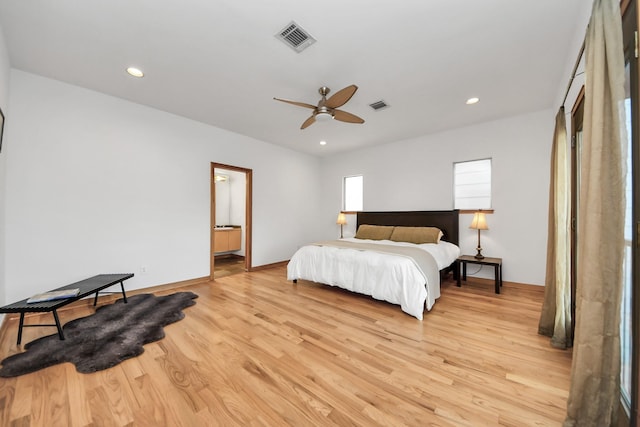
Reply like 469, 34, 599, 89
213, 255, 246, 279
0, 267, 572, 426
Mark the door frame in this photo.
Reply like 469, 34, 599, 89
621, 0, 640, 422
570, 86, 584, 347
210, 162, 253, 280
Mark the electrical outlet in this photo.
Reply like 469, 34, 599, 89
141, 266, 147, 273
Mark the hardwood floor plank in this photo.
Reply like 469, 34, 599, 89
0, 382, 15, 426
64, 364, 92, 427
8, 376, 32, 423
129, 373, 173, 426
0, 266, 572, 426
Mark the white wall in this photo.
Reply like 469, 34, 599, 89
0, 0, 595, 301
4, 70, 322, 302
0, 23, 10, 308
320, 109, 555, 286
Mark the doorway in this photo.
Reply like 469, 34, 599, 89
210, 162, 253, 280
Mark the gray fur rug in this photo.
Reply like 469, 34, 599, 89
0, 292, 198, 377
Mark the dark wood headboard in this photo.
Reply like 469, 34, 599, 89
356, 210, 459, 245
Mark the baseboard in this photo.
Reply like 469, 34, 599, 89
139, 275, 211, 293
459, 275, 543, 289
214, 254, 245, 261
246, 262, 545, 289
250, 260, 289, 271
0, 275, 212, 323
1, 269, 541, 326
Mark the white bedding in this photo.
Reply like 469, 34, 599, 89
286, 238, 460, 320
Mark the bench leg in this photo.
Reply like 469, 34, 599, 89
17, 313, 25, 345
52, 310, 65, 340
93, 280, 128, 306
120, 281, 128, 303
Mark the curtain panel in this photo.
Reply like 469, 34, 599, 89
564, 0, 627, 425
539, 107, 572, 349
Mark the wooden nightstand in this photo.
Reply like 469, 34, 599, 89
457, 255, 503, 294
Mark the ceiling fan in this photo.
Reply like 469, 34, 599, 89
274, 85, 365, 129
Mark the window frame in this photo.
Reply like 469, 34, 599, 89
453, 158, 493, 211
619, 0, 639, 422
342, 174, 363, 213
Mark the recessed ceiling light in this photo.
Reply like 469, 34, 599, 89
320, 140, 327, 146
466, 97, 479, 105
126, 67, 144, 78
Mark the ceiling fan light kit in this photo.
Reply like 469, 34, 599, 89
315, 111, 333, 121
274, 84, 365, 129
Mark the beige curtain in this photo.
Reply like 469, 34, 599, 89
538, 108, 571, 349
564, 0, 627, 425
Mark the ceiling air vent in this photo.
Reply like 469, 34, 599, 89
369, 100, 390, 111
276, 21, 316, 53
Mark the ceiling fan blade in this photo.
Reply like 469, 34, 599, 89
301, 115, 316, 129
273, 97, 316, 109
333, 109, 365, 124
325, 85, 358, 109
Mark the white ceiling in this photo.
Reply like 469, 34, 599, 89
0, 0, 590, 156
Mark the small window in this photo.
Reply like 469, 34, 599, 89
454, 159, 492, 210
343, 175, 363, 211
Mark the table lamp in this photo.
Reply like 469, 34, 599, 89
336, 213, 347, 238
469, 211, 488, 259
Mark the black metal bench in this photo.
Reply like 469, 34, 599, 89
0, 273, 134, 345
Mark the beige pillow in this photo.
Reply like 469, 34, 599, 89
354, 224, 395, 240
389, 226, 443, 244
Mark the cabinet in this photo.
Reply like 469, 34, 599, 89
214, 228, 242, 253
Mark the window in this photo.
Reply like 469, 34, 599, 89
621, 93, 633, 410
453, 159, 492, 210
620, 1, 637, 415
343, 175, 363, 211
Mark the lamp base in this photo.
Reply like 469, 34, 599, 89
474, 247, 484, 259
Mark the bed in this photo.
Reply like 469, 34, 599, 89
287, 210, 460, 319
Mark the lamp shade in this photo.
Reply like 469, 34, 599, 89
469, 212, 488, 230
336, 213, 347, 225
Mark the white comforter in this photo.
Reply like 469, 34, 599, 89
286, 238, 460, 320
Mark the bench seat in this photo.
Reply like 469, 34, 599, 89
0, 273, 134, 345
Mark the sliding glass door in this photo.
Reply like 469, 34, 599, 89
620, 0, 638, 421
571, 1, 638, 421
571, 91, 583, 343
